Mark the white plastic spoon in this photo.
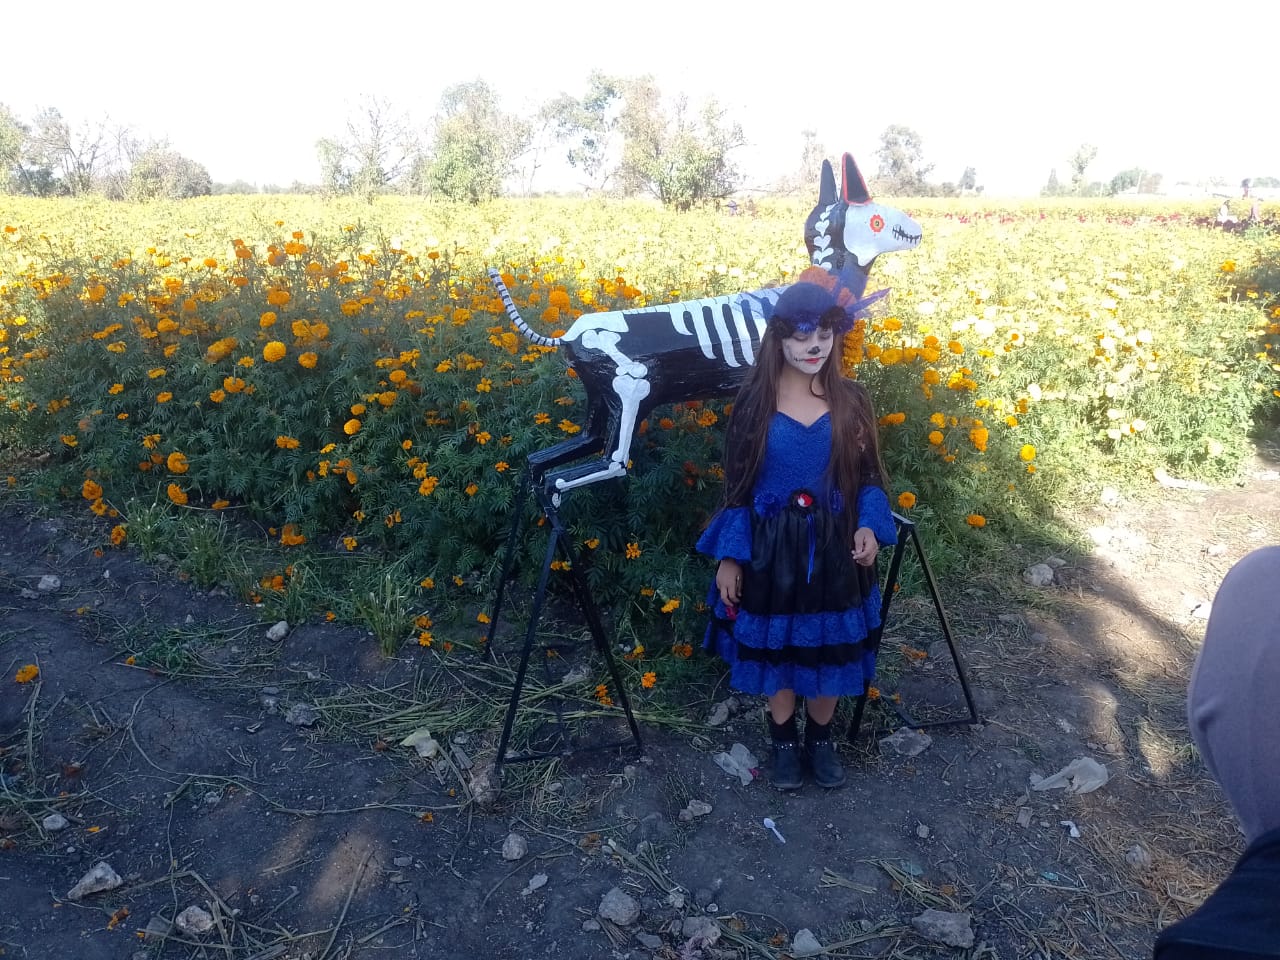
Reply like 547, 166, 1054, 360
762, 817, 786, 843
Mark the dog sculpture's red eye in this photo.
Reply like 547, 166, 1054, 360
869, 214, 885, 233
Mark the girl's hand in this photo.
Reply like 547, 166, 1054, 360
716, 558, 743, 607
852, 527, 879, 567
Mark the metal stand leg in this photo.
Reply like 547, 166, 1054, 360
489, 479, 643, 783
847, 513, 980, 740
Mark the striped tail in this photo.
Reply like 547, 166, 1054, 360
487, 268, 561, 349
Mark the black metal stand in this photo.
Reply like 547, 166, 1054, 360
483, 450, 644, 782
847, 512, 980, 740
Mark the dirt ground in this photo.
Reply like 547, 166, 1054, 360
2, 444, 1278, 960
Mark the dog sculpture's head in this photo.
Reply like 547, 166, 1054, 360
804, 153, 922, 299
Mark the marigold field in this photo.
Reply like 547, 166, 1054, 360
1, 195, 1277, 657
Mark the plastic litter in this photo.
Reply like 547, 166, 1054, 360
1029, 757, 1109, 794
762, 817, 786, 843
712, 742, 759, 785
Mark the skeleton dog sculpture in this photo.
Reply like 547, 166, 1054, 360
487, 153, 921, 494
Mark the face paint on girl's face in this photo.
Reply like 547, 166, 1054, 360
782, 326, 835, 375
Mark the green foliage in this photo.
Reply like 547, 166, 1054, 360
426, 81, 530, 204
127, 148, 212, 200
873, 125, 934, 196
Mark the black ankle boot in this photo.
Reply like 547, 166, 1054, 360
804, 716, 846, 789
767, 714, 803, 791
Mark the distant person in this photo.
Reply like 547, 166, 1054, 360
1217, 200, 1236, 225
1153, 546, 1280, 958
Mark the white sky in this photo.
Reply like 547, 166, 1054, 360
6, 0, 1278, 195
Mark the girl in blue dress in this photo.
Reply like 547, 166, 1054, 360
697, 275, 896, 790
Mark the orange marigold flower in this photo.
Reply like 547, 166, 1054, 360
534, 412, 551, 425
15, 664, 39, 683
897, 491, 917, 509
966, 514, 987, 528
166, 452, 189, 474
108, 383, 124, 395
928, 430, 944, 445
641, 671, 657, 689
660, 598, 680, 614
110, 524, 127, 546
344, 418, 361, 436
625, 542, 641, 560
350, 403, 366, 415
167, 483, 188, 506
279, 524, 306, 546
263, 341, 286, 363
464, 482, 479, 496
259, 311, 277, 328
342, 536, 358, 551
82, 479, 103, 500
156, 391, 173, 403
559, 419, 582, 435
298, 352, 318, 369
276, 435, 300, 450
211, 499, 229, 510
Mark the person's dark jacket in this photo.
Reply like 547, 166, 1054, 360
1154, 826, 1280, 958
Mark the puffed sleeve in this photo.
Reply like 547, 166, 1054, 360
696, 507, 752, 562
856, 483, 898, 547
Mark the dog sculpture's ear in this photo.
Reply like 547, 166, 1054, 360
818, 159, 837, 207
842, 153, 870, 205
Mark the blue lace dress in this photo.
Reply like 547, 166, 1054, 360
696, 411, 897, 698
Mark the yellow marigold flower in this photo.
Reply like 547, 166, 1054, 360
389, 369, 407, 384
625, 542, 641, 560
928, 430, 944, 445
156, 391, 173, 403
167, 483, 188, 505
559, 419, 582, 435
350, 403, 366, 415
150, 368, 168, 381
534, 412, 551, 425
897, 491, 917, 509
291, 319, 310, 338
209, 388, 226, 403
641, 671, 657, 689
142, 433, 162, 450
969, 426, 989, 452
401, 439, 413, 450
260, 311, 277, 328
879, 412, 906, 426
166, 452, 189, 474
263, 341, 286, 363
420, 577, 435, 589
108, 383, 124, 395
922, 368, 941, 385
276, 435, 300, 450
298, 352, 318, 369
266, 288, 291, 306
344, 418, 361, 436
418, 476, 439, 496
377, 391, 396, 407
436, 358, 454, 373
1221, 260, 1236, 273
342, 536, 357, 551
660, 598, 680, 614
1019, 444, 1037, 462
494, 461, 509, 472
15, 664, 39, 683
279, 524, 306, 546
211, 499, 229, 510
929, 412, 946, 427
966, 514, 986, 528
465, 482, 479, 496
476, 378, 492, 394
477, 612, 491, 624
223, 376, 245, 393
879, 347, 903, 366
202, 257, 218, 269
110, 524, 127, 546
82, 479, 104, 500
1005, 415, 1018, 427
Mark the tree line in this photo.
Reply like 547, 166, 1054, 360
3, 77, 1002, 205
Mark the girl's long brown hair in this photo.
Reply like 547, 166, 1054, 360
722, 325, 886, 544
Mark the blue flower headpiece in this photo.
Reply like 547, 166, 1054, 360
767, 267, 889, 336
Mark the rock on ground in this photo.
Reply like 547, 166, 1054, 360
176, 905, 214, 936
911, 908, 975, 948
67, 862, 123, 900
791, 928, 824, 957
501, 832, 528, 861
598, 886, 640, 925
